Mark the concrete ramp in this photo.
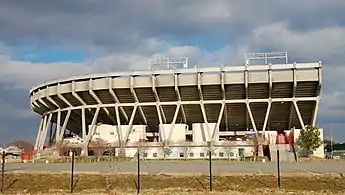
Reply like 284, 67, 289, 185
270, 144, 295, 162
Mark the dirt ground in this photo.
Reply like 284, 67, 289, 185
0, 173, 344, 194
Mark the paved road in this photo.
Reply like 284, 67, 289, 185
2, 161, 345, 175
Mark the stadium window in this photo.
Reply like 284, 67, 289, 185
219, 152, 224, 157
200, 153, 205, 157
143, 153, 148, 157
153, 153, 158, 157
110, 132, 115, 135
230, 152, 234, 157
190, 153, 194, 157
179, 153, 184, 158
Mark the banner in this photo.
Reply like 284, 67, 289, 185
276, 132, 288, 144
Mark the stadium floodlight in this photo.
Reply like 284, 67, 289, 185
149, 57, 189, 70
245, 51, 288, 65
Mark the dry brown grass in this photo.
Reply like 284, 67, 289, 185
0, 173, 344, 194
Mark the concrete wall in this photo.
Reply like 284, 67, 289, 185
122, 125, 147, 144
192, 123, 219, 143
159, 124, 187, 142
91, 124, 118, 143
134, 146, 253, 159
91, 124, 147, 144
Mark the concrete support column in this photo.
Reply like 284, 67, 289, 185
212, 102, 225, 139
34, 117, 44, 150
220, 69, 229, 131
167, 104, 181, 142
174, 74, 187, 123
54, 110, 61, 144
59, 109, 71, 142
293, 101, 305, 128
39, 113, 52, 150
198, 72, 211, 140
288, 64, 297, 129
130, 76, 148, 125
81, 107, 88, 156
152, 75, 167, 123
262, 102, 272, 132
108, 77, 129, 122
244, 67, 249, 131
89, 79, 116, 124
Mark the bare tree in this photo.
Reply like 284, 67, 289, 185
221, 141, 234, 161
89, 138, 111, 162
111, 140, 129, 158
118, 141, 127, 157
159, 141, 173, 160
136, 139, 148, 160
181, 141, 192, 160
48, 140, 83, 156
7, 140, 34, 153
54, 140, 71, 156
205, 141, 216, 158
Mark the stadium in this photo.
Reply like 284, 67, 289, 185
29, 52, 324, 160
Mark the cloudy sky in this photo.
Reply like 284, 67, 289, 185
0, 0, 345, 145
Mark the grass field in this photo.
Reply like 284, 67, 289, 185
0, 172, 344, 194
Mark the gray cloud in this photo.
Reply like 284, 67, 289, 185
1, 1, 345, 53
0, 84, 39, 144
0, 0, 344, 144
0, 42, 242, 89
249, 23, 345, 63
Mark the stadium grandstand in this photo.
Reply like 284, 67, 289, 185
29, 52, 324, 160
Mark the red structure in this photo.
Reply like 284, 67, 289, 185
20, 150, 39, 161
288, 130, 295, 145
20, 153, 32, 160
276, 131, 288, 144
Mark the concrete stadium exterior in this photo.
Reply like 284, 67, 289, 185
29, 61, 323, 159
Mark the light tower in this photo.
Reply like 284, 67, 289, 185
149, 57, 189, 70
245, 51, 288, 65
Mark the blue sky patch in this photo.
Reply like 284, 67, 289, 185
10, 44, 87, 63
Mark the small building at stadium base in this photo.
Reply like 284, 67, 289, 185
59, 123, 324, 161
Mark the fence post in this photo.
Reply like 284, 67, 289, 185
137, 149, 140, 195
70, 151, 75, 193
276, 149, 281, 189
1, 151, 5, 192
209, 150, 212, 192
